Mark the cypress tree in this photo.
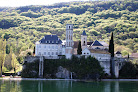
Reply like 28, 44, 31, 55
109, 32, 114, 57
77, 41, 82, 55
109, 32, 115, 77
33, 46, 35, 56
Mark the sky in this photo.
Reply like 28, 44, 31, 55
0, 0, 89, 7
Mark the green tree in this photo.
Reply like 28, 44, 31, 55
77, 41, 82, 55
0, 36, 6, 77
109, 32, 115, 77
109, 32, 114, 57
119, 62, 138, 78
11, 53, 18, 74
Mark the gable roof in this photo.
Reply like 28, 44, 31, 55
82, 30, 86, 36
99, 41, 108, 46
116, 51, 121, 54
87, 41, 93, 45
39, 35, 62, 44
91, 40, 103, 46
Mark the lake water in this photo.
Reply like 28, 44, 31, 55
0, 80, 138, 92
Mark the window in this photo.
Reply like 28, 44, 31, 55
45, 41, 47, 43
44, 52, 46, 55
49, 41, 50, 43
52, 41, 54, 43
48, 52, 50, 55
52, 52, 54, 55
39, 52, 41, 55
69, 26, 70, 29
56, 52, 58, 55
52, 46, 54, 49
87, 53, 89, 54
56, 41, 58, 43
39, 46, 41, 48
49, 46, 50, 49
44, 46, 46, 48
84, 53, 85, 54
56, 46, 58, 49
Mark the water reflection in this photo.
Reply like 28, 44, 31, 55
0, 80, 22, 92
0, 80, 138, 92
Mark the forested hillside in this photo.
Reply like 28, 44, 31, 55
0, 0, 137, 57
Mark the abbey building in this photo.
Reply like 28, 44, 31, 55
35, 24, 111, 74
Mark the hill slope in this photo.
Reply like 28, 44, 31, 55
0, 0, 137, 56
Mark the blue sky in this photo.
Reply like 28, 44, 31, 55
0, 0, 89, 7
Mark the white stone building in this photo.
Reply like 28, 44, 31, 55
35, 35, 64, 59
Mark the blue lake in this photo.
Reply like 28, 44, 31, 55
0, 80, 138, 92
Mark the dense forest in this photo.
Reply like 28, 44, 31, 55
0, 0, 137, 59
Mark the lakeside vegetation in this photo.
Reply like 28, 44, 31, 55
21, 56, 104, 79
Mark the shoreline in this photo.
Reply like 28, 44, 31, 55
0, 78, 138, 81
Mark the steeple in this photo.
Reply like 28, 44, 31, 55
82, 30, 86, 36
81, 30, 87, 50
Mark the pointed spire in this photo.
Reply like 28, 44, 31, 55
82, 30, 86, 35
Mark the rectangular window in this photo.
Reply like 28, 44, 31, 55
56, 52, 58, 55
44, 52, 46, 55
39, 46, 41, 48
44, 46, 46, 48
48, 52, 50, 55
52, 52, 54, 55
52, 46, 54, 49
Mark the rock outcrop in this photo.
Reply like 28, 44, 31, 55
56, 66, 70, 79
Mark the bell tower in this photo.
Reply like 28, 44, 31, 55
81, 30, 87, 50
65, 24, 74, 59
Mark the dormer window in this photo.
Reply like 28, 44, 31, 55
49, 41, 50, 43
56, 41, 58, 43
52, 41, 54, 43
46, 41, 47, 43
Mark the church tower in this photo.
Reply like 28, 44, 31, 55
81, 30, 87, 50
65, 24, 74, 59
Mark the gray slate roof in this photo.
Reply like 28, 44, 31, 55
39, 35, 62, 44
116, 51, 121, 54
82, 30, 86, 35
91, 40, 103, 46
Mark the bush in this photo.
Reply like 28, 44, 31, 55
119, 62, 138, 78
21, 60, 39, 78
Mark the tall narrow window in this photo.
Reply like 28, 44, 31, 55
69, 26, 70, 29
